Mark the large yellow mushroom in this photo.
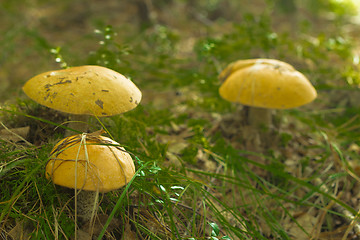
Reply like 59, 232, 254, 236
23, 65, 142, 136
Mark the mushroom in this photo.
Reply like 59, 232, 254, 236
22, 65, 142, 136
218, 58, 317, 147
45, 132, 135, 228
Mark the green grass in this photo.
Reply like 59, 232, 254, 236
2, 1, 360, 239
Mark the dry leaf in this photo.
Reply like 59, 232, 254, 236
165, 151, 182, 168
8, 220, 33, 240
167, 141, 189, 154
348, 143, 360, 153
196, 149, 217, 172
0, 126, 30, 142
81, 214, 121, 237
122, 222, 137, 240
74, 229, 92, 240
284, 212, 318, 240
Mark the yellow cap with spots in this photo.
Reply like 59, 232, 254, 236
23, 65, 142, 116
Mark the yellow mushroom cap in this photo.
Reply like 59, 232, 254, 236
219, 59, 317, 109
45, 134, 135, 192
23, 65, 142, 116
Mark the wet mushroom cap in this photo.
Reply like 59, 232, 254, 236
23, 65, 142, 116
45, 134, 135, 193
219, 59, 317, 109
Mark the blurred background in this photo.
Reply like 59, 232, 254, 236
1, 0, 360, 102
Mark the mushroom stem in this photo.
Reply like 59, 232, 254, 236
243, 106, 275, 150
76, 190, 99, 224
65, 115, 89, 137
247, 107, 273, 129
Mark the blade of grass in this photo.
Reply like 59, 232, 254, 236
96, 160, 151, 240
0, 156, 46, 225
0, 108, 80, 134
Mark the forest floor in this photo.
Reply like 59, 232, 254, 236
2, 0, 360, 239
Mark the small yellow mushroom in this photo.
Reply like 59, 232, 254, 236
46, 133, 135, 223
46, 134, 135, 192
218, 59, 317, 148
219, 58, 317, 109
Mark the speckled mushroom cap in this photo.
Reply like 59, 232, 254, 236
45, 134, 135, 193
23, 65, 142, 116
219, 59, 317, 109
